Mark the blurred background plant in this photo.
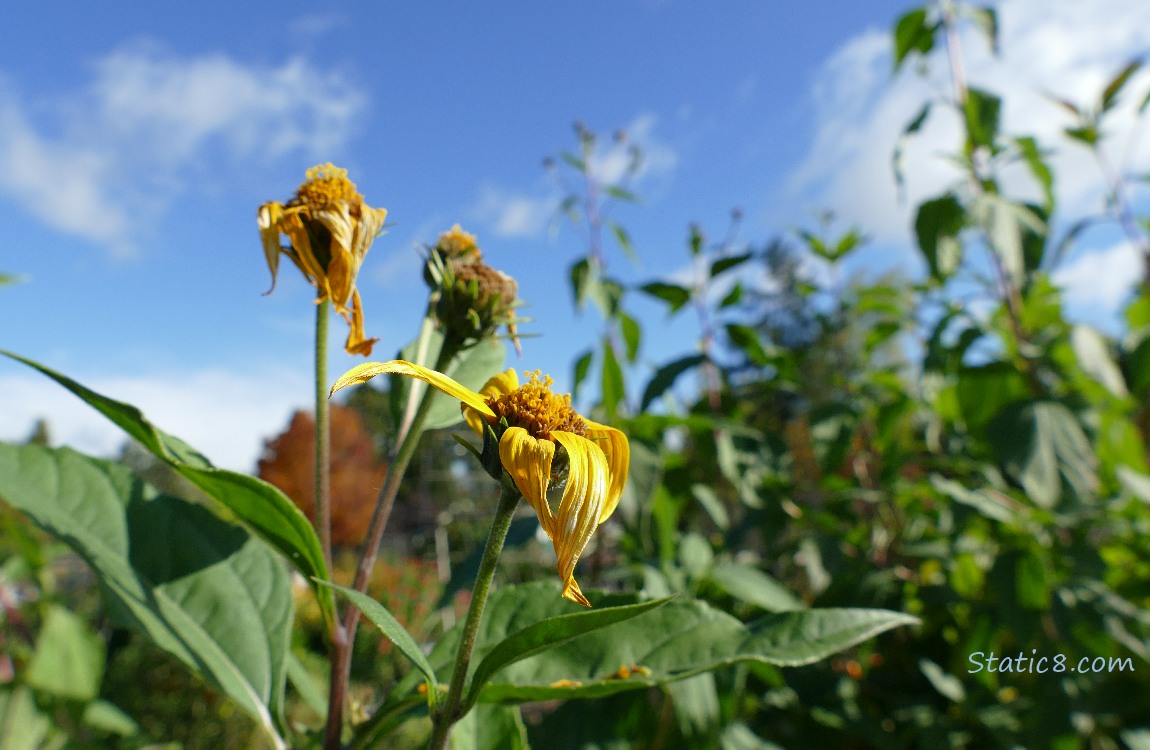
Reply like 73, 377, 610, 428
3, 2, 1150, 748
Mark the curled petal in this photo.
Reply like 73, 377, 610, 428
341, 288, 379, 357
329, 360, 495, 423
257, 202, 285, 294
313, 205, 356, 309
550, 431, 610, 607
498, 427, 555, 536
464, 368, 518, 436
584, 419, 629, 524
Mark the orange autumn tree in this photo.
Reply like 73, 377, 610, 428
257, 405, 385, 548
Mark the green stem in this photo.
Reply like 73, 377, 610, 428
325, 336, 459, 749
315, 298, 334, 579
427, 479, 521, 750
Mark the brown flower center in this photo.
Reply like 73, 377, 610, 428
290, 163, 362, 213
489, 371, 587, 440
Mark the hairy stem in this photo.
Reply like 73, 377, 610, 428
324, 337, 458, 749
427, 479, 521, 750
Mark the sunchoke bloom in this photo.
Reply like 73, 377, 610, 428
330, 361, 628, 606
258, 163, 387, 356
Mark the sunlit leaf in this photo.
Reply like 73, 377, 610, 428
0, 443, 291, 749
0, 349, 329, 632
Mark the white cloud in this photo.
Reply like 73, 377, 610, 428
787, 0, 1150, 245
0, 43, 366, 256
0, 365, 310, 472
468, 112, 679, 239
470, 183, 556, 239
1052, 240, 1141, 315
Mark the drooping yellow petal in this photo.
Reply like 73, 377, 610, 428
329, 360, 496, 422
464, 368, 518, 436
584, 419, 630, 524
257, 202, 285, 294
550, 431, 610, 608
341, 289, 379, 357
498, 427, 556, 536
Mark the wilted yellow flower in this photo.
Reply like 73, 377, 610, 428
258, 163, 387, 356
330, 361, 629, 607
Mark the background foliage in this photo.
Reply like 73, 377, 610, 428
2, 3, 1150, 748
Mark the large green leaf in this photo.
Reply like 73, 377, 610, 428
420, 583, 915, 705
0, 349, 331, 626
0, 443, 292, 749
463, 596, 671, 711
319, 580, 440, 703
707, 562, 805, 613
986, 400, 1097, 508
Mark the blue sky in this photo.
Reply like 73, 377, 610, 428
2, 0, 1148, 470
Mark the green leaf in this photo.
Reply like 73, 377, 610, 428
1101, 59, 1142, 111
970, 194, 1045, 287
0, 349, 330, 631
893, 8, 935, 71
1014, 549, 1050, 609
618, 310, 642, 363
462, 597, 671, 711
1015, 136, 1055, 213
710, 252, 753, 278
25, 606, 104, 701
893, 103, 932, 197
572, 348, 594, 403
600, 338, 625, 417
604, 185, 639, 204
931, 475, 1018, 524
919, 658, 966, 702
956, 362, 1031, 435
559, 151, 585, 172
641, 354, 706, 410
639, 281, 691, 314
914, 194, 965, 281
1071, 325, 1128, 398
690, 483, 731, 530
81, 700, 139, 737
964, 87, 1001, 149
391, 332, 506, 431
608, 219, 638, 265
570, 257, 594, 311
1065, 126, 1099, 146
450, 703, 528, 750
719, 281, 744, 309
0, 687, 51, 750
688, 223, 704, 257
725, 324, 771, 366
319, 580, 439, 703
424, 583, 916, 705
960, 5, 999, 55
986, 401, 1097, 508
0, 443, 291, 749
0, 273, 27, 288
707, 562, 804, 612
669, 673, 720, 741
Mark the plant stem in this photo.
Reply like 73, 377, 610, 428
315, 298, 334, 580
323, 338, 458, 750
427, 479, 521, 750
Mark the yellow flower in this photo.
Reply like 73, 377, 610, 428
435, 223, 481, 262
258, 163, 387, 356
330, 361, 629, 607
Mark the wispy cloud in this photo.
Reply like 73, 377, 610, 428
468, 112, 679, 239
1052, 240, 1141, 320
786, 0, 1150, 245
0, 43, 366, 256
470, 183, 556, 239
0, 364, 311, 472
